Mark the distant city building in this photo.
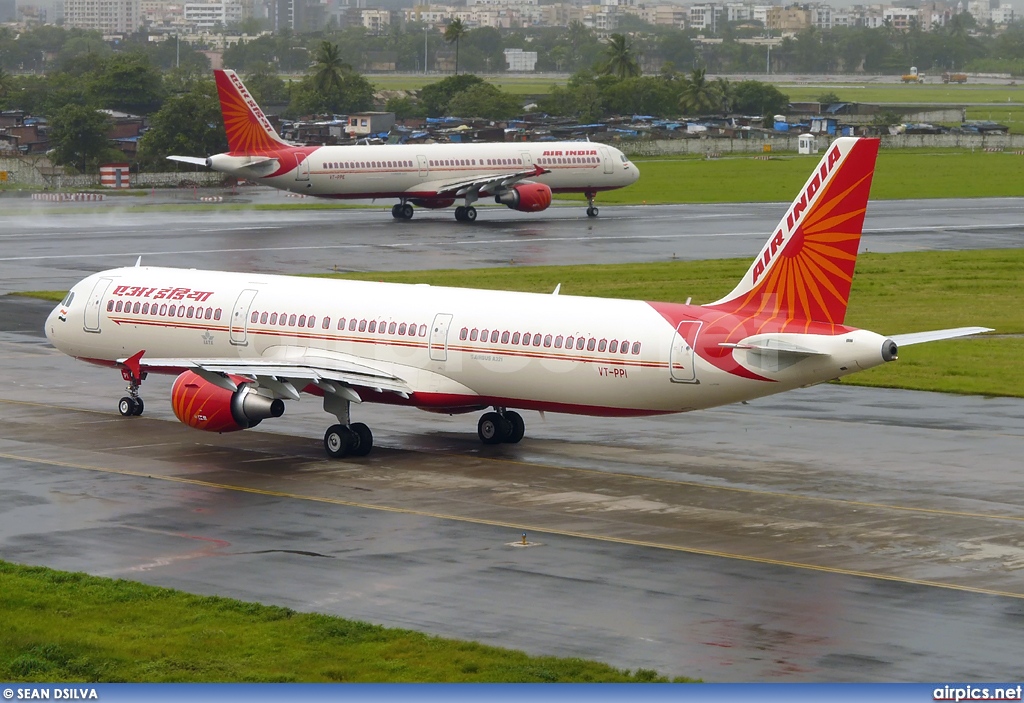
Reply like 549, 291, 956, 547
0, 0, 17, 21
360, 7, 391, 32
64, 0, 141, 33
184, 0, 244, 28
883, 6, 918, 30
504, 47, 536, 71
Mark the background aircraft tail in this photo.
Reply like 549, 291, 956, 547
706, 137, 880, 325
214, 69, 290, 154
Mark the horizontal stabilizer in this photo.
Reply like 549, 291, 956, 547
891, 326, 993, 346
719, 341, 829, 357
167, 155, 209, 166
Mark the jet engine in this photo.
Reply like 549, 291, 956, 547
495, 183, 552, 212
171, 370, 284, 433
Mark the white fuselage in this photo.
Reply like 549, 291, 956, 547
216, 141, 639, 199
46, 267, 892, 417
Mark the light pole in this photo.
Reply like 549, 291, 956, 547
424, 24, 428, 75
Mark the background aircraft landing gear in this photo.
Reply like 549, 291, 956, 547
477, 409, 524, 445
392, 203, 414, 220
454, 206, 477, 222
585, 191, 599, 218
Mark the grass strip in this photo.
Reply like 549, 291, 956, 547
0, 560, 685, 683
16, 249, 1020, 397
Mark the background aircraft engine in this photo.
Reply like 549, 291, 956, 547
171, 370, 284, 433
495, 183, 552, 212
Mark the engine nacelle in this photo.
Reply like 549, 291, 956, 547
410, 198, 456, 210
495, 183, 552, 212
171, 370, 284, 433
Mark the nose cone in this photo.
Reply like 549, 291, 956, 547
626, 161, 640, 185
44, 301, 68, 351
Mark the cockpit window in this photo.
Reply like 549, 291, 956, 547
60, 291, 75, 306
620, 154, 628, 162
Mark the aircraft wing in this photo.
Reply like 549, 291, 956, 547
424, 164, 551, 198
124, 350, 412, 402
890, 326, 993, 346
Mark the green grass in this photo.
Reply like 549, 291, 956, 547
0, 560, 683, 683
780, 81, 1024, 106
584, 150, 1024, 204
371, 74, 563, 95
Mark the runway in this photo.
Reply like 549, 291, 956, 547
1, 295, 1023, 681
0, 194, 1023, 295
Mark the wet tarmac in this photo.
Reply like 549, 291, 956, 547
1, 193, 1023, 295
1, 296, 1023, 681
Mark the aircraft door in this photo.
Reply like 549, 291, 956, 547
229, 289, 258, 346
417, 155, 428, 177
83, 277, 113, 333
428, 313, 453, 362
520, 151, 533, 168
294, 153, 310, 181
600, 147, 614, 175
669, 321, 702, 383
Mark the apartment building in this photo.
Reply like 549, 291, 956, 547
64, 0, 141, 32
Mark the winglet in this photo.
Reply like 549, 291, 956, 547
552, 283, 561, 295
134, 256, 142, 267
119, 350, 146, 383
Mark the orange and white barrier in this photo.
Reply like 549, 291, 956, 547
32, 193, 106, 202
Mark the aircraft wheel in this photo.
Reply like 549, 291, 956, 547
324, 424, 355, 459
118, 397, 135, 417
391, 204, 401, 219
455, 206, 466, 221
464, 206, 477, 222
504, 411, 525, 444
132, 397, 145, 416
587, 207, 599, 217
478, 412, 509, 445
349, 422, 374, 457
401, 203, 414, 219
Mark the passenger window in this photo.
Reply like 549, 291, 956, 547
512, 332, 520, 344
632, 342, 641, 354
522, 333, 531, 345
280, 313, 288, 326
323, 316, 331, 329
565, 336, 573, 349
249, 310, 257, 322
270, 313, 278, 324
501, 331, 509, 343
260, 312, 268, 324
214, 308, 221, 320
107, 300, 114, 312
576, 338, 585, 350
399, 323, 407, 335
115, 301, 123, 312
349, 319, 357, 331
161, 304, 168, 315
620, 340, 629, 353
368, 320, 376, 333
168, 305, 176, 317
359, 319, 367, 332
481, 329, 489, 341
419, 324, 427, 336
598, 339, 607, 352
587, 338, 596, 351
491, 330, 499, 343
609, 340, 618, 353
298, 315, 306, 327
142, 303, 149, 314
544, 334, 552, 347
470, 329, 478, 341
289, 314, 297, 326
307, 316, 315, 328
205, 308, 213, 320
389, 322, 397, 334
338, 318, 346, 330
409, 322, 417, 336
554, 335, 563, 348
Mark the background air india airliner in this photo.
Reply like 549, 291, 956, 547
170, 69, 639, 222
48, 137, 989, 458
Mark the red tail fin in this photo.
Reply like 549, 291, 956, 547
214, 69, 289, 154
706, 137, 879, 325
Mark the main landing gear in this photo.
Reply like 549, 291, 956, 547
477, 409, 525, 445
391, 202, 414, 220
117, 365, 146, 416
321, 392, 374, 459
585, 190, 599, 218
454, 205, 477, 222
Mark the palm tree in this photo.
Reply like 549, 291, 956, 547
678, 68, 720, 115
444, 18, 468, 75
312, 41, 349, 95
601, 33, 641, 79
0, 67, 12, 104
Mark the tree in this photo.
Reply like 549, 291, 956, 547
243, 64, 288, 106
48, 105, 114, 173
289, 71, 375, 117
137, 81, 228, 168
600, 33, 641, 79
444, 18, 468, 75
678, 68, 720, 115
446, 83, 521, 119
816, 91, 841, 104
418, 73, 485, 117
87, 53, 165, 115
0, 67, 11, 107
731, 80, 789, 119
313, 41, 349, 96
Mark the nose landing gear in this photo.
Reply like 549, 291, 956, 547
117, 352, 147, 416
477, 409, 525, 445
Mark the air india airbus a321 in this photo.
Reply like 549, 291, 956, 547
169, 70, 639, 222
47, 137, 989, 458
